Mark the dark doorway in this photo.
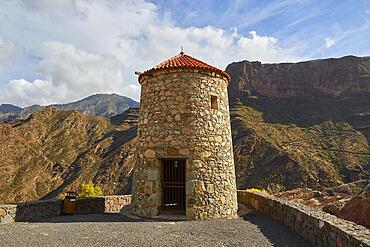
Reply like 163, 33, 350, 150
161, 159, 186, 212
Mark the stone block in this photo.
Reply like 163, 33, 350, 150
175, 95, 184, 102
186, 171, 199, 180
1, 214, 14, 224
144, 181, 153, 194
192, 160, 203, 169
182, 127, 190, 135
144, 149, 156, 159
0, 208, 6, 217
206, 184, 215, 193
147, 170, 159, 181
166, 147, 178, 156
147, 194, 157, 208
186, 180, 195, 195
194, 181, 206, 193
179, 148, 190, 156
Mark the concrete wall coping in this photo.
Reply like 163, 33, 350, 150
237, 190, 370, 247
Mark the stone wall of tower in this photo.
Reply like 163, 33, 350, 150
131, 68, 238, 220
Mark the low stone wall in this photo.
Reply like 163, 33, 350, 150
0, 195, 131, 223
16, 199, 63, 222
75, 197, 105, 215
75, 195, 131, 214
237, 190, 370, 247
104, 195, 131, 213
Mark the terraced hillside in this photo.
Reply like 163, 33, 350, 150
0, 107, 138, 203
227, 55, 370, 191
231, 104, 369, 191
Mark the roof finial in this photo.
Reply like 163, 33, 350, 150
180, 46, 184, 55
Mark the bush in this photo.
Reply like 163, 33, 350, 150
77, 181, 103, 198
246, 188, 268, 194
57, 192, 66, 200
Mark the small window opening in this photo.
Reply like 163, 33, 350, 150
211, 95, 218, 109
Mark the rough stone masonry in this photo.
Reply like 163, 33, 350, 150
131, 53, 238, 220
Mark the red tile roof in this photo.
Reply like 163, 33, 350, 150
139, 52, 231, 83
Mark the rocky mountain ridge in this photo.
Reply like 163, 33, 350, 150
0, 104, 22, 114
227, 55, 370, 99
0, 93, 139, 123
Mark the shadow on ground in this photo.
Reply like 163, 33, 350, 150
241, 212, 310, 247
34, 214, 136, 223
33, 213, 184, 223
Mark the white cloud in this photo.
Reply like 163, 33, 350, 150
0, 42, 140, 106
0, 39, 15, 71
0, 0, 297, 106
125, 27, 295, 69
20, 0, 91, 17
366, 9, 370, 15
324, 37, 336, 48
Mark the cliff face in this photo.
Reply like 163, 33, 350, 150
227, 56, 370, 99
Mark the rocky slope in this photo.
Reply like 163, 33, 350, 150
0, 93, 139, 123
227, 55, 370, 191
0, 107, 138, 203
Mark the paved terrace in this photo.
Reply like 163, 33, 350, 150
0, 213, 309, 247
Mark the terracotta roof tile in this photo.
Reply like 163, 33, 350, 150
139, 52, 231, 83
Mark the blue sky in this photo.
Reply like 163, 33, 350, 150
0, 0, 369, 106
152, 0, 370, 58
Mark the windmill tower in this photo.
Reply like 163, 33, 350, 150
131, 52, 238, 220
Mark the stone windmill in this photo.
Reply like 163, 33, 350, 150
131, 51, 238, 220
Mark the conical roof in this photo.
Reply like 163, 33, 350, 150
139, 52, 231, 83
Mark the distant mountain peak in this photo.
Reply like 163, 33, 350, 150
0, 104, 22, 114
0, 93, 139, 123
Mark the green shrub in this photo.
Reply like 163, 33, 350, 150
77, 181, 103, 198
246, 188, 268, 195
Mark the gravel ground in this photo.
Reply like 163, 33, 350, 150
0, 213, 311, 247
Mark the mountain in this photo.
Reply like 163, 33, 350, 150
0, 107, 138, 203
227, 55, 370, 99
51, 93, 139, 117
0, 104, 22, 122
0, 104, 22, 114
231, 105, 368, 191
227, 55, 370, 191
0, 55, 369, 203
226, 56, 370, 141
0, 93, 139, 123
